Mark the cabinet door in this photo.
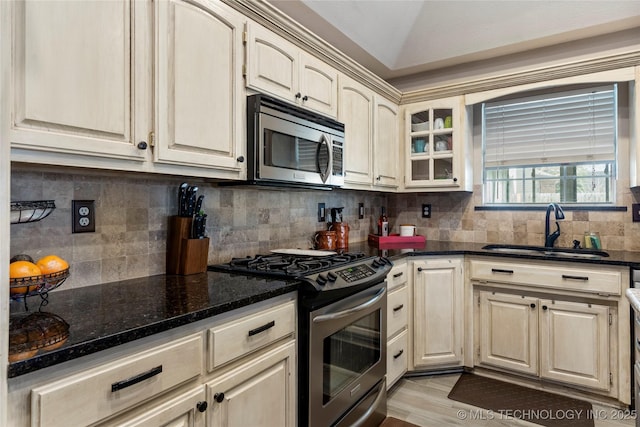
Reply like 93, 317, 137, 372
478, 291, 538, 375
412, 258, 464, 368
299, 51, 338, 117
539, 299, 610, 391
403, 96, 471, 191
373, 96, 399, 191
339, 75, 373, 188
116, 386, 206, 427
207, 342, 296, 427
10, 0, 147, 162
245, 22, 298, 103
155, 0, 245, 175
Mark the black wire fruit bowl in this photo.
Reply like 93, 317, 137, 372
9, 268, 70, 300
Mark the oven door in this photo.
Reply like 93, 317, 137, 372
308, 282, 387, 427
258, 112, 334, 185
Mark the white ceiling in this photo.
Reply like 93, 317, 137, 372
267, 0, 640, 82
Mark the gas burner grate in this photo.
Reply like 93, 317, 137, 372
224, 252, 367, 277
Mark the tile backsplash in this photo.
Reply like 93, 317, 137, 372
11, 165, 640, 290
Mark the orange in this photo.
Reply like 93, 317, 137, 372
9, 261, 42, 295
36, 255, 69, 275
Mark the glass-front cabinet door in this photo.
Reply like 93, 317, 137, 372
403, 96, 472, 191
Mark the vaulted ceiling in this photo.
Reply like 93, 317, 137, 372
267, 0, 640, 85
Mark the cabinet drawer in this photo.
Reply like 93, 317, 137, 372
387, 262, 408, 291
387, 284, 408, 338
31, 333, 203, 427
387, 329, 408, 390
207, 301, 295, 370
469, 258, 622, 295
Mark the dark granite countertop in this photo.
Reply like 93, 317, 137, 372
9, 241, 640, 378
8, 271, 299, 378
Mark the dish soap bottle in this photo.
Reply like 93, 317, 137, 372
378, 207, 389, 236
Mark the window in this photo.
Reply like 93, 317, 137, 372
482, 85, 617, 205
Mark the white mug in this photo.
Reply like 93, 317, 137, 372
399, 224, 416, 236
434, 118, 444, 129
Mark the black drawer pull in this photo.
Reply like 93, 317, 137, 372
393, 349, 404, 359
562, 274, 589, 281
393, 304, 404, 312
111, 365, 162, 392
491, 268, 514, 274
248, 320, 275, 337
393, 272, 404, 278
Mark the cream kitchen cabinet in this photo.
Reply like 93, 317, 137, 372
470, 257, 630, 404
478, 290, 610, 391
9, 0, 149, 164
245, 21, 338, 118
402, 96, 472, 192
386, 260, 408, 389
8, 295, 297, 427
411, 256, 464, 370
9, 0, 247, 180
373, 96, 400, 191
206, 342, 296, 427
339, 74, 374, 188
154, 0, 246, 177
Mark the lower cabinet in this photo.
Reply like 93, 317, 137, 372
478, 291, 611, 391
11, 295, 296, 427
207, 341, 296, 427
411, 257, 464, 370
386, 260, 408, 389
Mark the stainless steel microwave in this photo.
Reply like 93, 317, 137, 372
247, 94, 345, 189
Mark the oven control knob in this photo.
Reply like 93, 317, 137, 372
316, 274, 328, 286
372, 259, 382, 268
327, 272, 338, 282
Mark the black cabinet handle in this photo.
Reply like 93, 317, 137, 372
295, 92, 301, 99
248, 320, 275, 337
542, 305, 548, 311
237, 156, 245, 163
196, 401, 208, 412
491, 268, 514, 274
111, 365, 162, 392
393, 304, 404, 312
393, 349, 404, 359
562, 274, 589, 281
417, 267, 423, 272
530, 303, 536, 309
214, 392, 225, 403
453, 177, 458, 182
137, 141, 148, 150
393, 272, 404, 278
302, 95, 308, 101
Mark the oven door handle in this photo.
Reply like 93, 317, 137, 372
312, 287, 386, 323
350, 378, 386, 427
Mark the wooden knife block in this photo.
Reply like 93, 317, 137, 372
167, 216, 210, 275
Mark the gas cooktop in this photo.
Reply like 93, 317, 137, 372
209, 252, 368, 277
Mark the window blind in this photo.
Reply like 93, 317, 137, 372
483, 85, 617, 168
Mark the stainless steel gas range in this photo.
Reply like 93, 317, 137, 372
210, 251, 392, 427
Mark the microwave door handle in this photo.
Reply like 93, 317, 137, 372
316, 134, 330, 183
312, 287, 386, 323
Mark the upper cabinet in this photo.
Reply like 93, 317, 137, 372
245, 22, 338, 118
402, 96, 473, 192
9, 0, 149, 163
373, 97, 399, 191
339, 75, 374, 188
9, 0, 247, 180
154, 0, 246, 177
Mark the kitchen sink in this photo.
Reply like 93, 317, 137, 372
481, 244, 609, 260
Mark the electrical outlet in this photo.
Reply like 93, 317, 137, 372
422, 203, 432, 218
358, 203, 364, 219
633, 204, 640, 222
72, 200, 96, 233
318, 203, 326, 222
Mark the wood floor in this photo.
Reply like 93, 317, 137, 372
387, 374, 636, 427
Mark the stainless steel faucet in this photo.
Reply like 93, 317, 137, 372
544, 203, 565, 248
